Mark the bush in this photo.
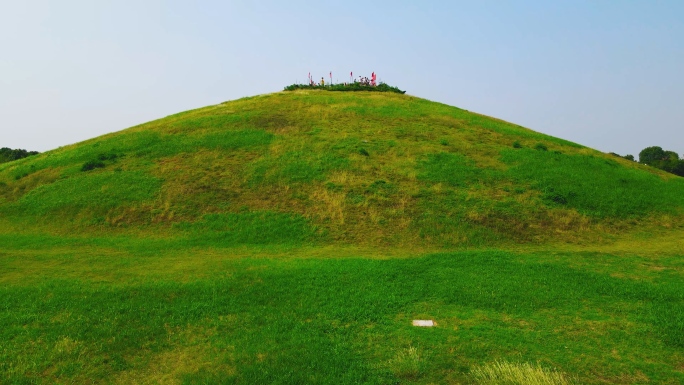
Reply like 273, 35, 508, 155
284, 82, 406, 94
534, 143, 548, 151
359, 148, 370, 157
97, 153, 118, 161
81, 160, 106, 172
513, 141, 522, 149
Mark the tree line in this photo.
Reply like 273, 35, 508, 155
0, 147, 39, 164
614, 146, 684, 177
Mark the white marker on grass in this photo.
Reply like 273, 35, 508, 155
412, 320, 435, 327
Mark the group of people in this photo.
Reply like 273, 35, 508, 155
357, 73, 377, 86
307, 72, 378, 86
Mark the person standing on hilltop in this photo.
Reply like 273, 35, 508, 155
320, 77, 325, 86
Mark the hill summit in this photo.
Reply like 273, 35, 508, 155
1, 90, 683, 248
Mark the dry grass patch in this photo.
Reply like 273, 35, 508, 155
387, 346, 423, 380
470, 361, 577, 385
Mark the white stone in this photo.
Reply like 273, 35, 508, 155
412, 320, 435, 327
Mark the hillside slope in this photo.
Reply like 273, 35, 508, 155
1, 90, 683, 248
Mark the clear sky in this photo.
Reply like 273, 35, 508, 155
1, 1, 683, 157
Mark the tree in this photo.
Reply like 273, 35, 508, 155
674, 160, 684, 177
0, 147, 39, 164
638, 146, 666, 165
638, 146, 684, 177
623, 154, 635, 161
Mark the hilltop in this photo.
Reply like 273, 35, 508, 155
1, 90, 683, 248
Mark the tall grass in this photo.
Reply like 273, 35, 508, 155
471, 361, 577, 385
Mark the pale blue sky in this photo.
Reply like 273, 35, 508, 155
1, 1, 683, 157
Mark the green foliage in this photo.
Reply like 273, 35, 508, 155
284, 82, 406, 94
80, 160, 106, 171
639, 146, 684, 176
623, 154, 635, 161
639, 146, 666, 165
0, 147, 39, 164
512, 141, 522, 148
81, 153, 119, 171
97, 152, 118, 161
534, 143, 548, 151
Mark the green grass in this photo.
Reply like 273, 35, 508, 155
1, 90, 684, 383
3, 90, 680, 246
501, 148, 684, 218
176, 211, 318, 246
1, 239, 683, 384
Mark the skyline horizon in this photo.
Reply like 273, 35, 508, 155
3, 83, 679, 160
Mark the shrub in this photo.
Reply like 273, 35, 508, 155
81, 160, 106, 172
513, 141, 522, 149
284, 82, 406, 94
359, 148, 370, 157
97, 153, 118, 161
534, 143, 548, 151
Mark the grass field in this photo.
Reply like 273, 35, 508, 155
1, 90, 683, 383
1, 235, 683, 384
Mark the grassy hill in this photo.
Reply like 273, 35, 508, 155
1, 90, 683, 384
1, 90, 682, 248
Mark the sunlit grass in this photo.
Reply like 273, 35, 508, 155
470, 361, 577, 385
1, 90, 682, 248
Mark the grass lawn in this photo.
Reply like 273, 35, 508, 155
1, 234, 683, 384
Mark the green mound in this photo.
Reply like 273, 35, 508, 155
1, 90, 682, 247
2, 90, 684, 384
